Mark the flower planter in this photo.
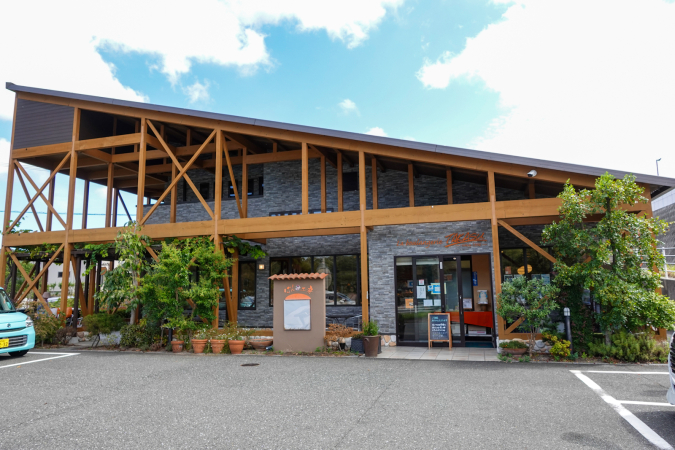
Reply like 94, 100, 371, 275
210, 339, 226, 354
191, 339, 208, 354
228, 339, 245, 355
171, 340, 184, 353
249, 339, 273, 351
350, 338, 364, 353
363, 335, 380, 357
501, 348, 527, 356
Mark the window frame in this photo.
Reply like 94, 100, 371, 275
499, 247, 554, 282
268, 254, 360, 307
237, 261, 257, 311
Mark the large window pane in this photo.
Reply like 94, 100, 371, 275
500, 249, 524, 283
336, 255, 358, 305
238, 261, 256, 310
313, 256, 335, 305
526, 248, 553, 284
291, 257, 312, 274
269, 259, 289, 307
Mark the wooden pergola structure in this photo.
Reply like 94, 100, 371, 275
2, 83, 673, 340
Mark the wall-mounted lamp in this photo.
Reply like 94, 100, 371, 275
527, 170, 537, 178
258, 263, 265, 271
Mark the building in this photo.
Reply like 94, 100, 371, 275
2, 82, 673, 346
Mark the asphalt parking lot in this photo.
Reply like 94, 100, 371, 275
1, 350, 673, 449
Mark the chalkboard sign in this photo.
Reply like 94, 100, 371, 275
428, 313, 452, 349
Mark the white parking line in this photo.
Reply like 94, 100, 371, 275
618, 400, 675, 407
570, 370, 673, 450
0, 352, 79, 369
584, 371, 668, 375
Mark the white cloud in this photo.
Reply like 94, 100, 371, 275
339, 98, 359, 115
416, 0, 675, 178
183, 80, 211, 104
0, 0, 403, 121
0, 139, 9, 173
366, 127, 388, 137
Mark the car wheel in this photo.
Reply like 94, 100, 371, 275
8, 350, 28, 357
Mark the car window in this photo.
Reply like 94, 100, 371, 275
0, 290, 15, 312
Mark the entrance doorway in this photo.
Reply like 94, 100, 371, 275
394, 254, 495, 347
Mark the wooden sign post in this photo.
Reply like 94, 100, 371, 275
428, 313, 452, 349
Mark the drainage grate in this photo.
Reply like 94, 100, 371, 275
241, 363, 259, 367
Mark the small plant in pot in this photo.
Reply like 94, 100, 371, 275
499, 340, 528, 356
191, 327, 211, 354
163, 316, 197, 353
210, 331, 229, 354
362, 320, 380, 357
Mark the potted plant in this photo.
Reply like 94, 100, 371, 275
499, 340, 528, 356
228, 333, 245, 354
210, 331, 229, 354
191, 327, 211, 354
163, 316, 197, 353
350, 333, 364, 353
362, 320, 380, 357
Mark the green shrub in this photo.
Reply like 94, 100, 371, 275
363, 320, 379, 336
499, 340, 528, 349
549, 338, 571, 360
120, 322, 162, 348
83, 313, 126, 336
587, 331, 669, 362
34, 314, 62, 345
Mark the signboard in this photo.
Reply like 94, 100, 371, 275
405, 298, 414, 309
430, 283, 441, 295
472, 271, 478, 286
428, 313, 451, 349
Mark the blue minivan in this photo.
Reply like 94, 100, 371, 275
0, 287, 35, 357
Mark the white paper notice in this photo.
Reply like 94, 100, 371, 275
433, 299, 441, 306
417, 286, 426, 299
423, 299, 432, 307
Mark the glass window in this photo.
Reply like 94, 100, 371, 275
238, 261, 256, 310
291, 257, 312, 274
461, 259, 473, 309
526, 248, 553, 283
0, 289, 15, 311
269, 259, 289, 307
336, 255, 358, 305
313, 256, 335, 305
500, 249, 525, 283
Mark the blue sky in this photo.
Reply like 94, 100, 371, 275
1, 0, 675, 236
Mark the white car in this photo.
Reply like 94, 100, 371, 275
668, 332, 675, 405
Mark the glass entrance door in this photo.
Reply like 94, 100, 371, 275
395, 256, 442, 343
443, 257, 464, 346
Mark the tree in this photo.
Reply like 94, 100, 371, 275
497, 276, 559, 352
542, 173, 675, 344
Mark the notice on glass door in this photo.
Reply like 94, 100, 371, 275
416, 286, 426, 299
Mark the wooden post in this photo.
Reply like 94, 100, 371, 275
408, 163, 415, 207
231, 249, 239, 324
41, 261, 49, 296
136, 118, 147, 222
487, 170, 504, 337
46, 177, 56, 231
372, 156, 378, 210
105, 163, 114, 228
320, 155, 326, 213
61, 107, 80, 314
73, 256, 82, 329
528, 180, 535, 199
95, 260, 102, 313
81, 180, 90, 229
213, 130, 223, 329
359, 151, 369, 323
242, 148, 248, 218
302, 142, 309, 214
0, 97, 18, 289
447, 169, 453, 204
337, 152, 343, 212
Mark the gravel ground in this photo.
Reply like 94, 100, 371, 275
1, 350, 672, 449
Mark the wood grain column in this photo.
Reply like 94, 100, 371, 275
136, 118, 147, 222
359, 151, 369, 323
487, 170, 505, 338
302, 142, 309, 214
213, 130, 223, 329
408, 163, 415, 207
0, 97, 18, 289
61, 107, 81, 314
447, 169, 453, 204
242, 148, 248, 218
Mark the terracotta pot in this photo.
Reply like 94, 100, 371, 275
192, 339, 208, 354
171, 340, 184, 353
363, 335, 380, 357
501, 348, 527, 356
210, 339, 226, 354
249, 339, 273, 351
228, 339, 245, 355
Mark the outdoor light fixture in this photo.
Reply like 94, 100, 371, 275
563, 307, 573, 352
258, 263, 265, 271
527, 170, 537, 178
563, 307, 570, 317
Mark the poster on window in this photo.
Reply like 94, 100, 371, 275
416, 286, 426, 299
463, 298, 473, 310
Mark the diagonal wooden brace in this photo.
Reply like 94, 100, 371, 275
8, 252, 54, 315
14, 166, 44, 232
14, 243, 65, 305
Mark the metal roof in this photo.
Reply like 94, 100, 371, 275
7, 82, 675, 197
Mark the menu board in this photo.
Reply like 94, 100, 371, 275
428, 313, 451, 348
284, 299, 311, 330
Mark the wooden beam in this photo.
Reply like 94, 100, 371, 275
321, 155, 326, 213
223, 136, 244, 218
14, 243, 64, 304
487, 170, 505, 339
528, 180, 535, 199
375, 157, 386, 173
301, 142, 309, 215
337, 152, 343, 212
62, 107, 80, 315
8, 252, 53, 315
14, 166, 44, 232
447, 169, 453, 205
334, 148, 354, 167
12, 141, 72, 159
238, 227, 361, 240
359, 151, 369, 323
14, 162, 67, 229
372, 156, 378, 210
408, 163, 415, 207
136, 118, 147, 222
0, 97, 18, 289
222, 131, 264, 154
309, 144, 338, 169
497, 220, 556, 264
82, 180, 90, 229
242, 148, 248, 218
74, 133, 142, 152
